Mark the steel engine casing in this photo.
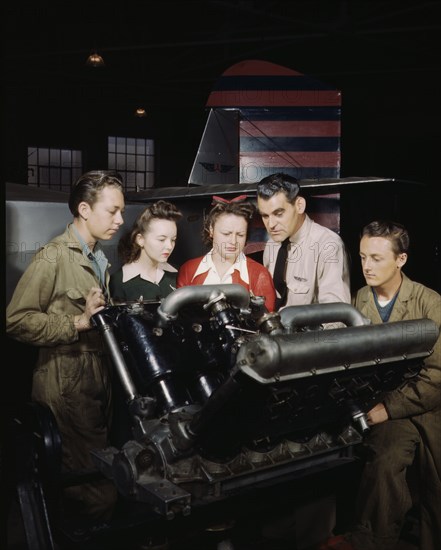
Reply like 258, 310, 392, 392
90, 285, 439, 520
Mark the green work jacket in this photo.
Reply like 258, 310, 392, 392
353, 273, 441, 420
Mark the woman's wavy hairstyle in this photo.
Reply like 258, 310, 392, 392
202, 199, 256, 247
118, 200, 182, 264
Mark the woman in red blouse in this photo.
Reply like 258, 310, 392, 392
177, 195, 276, 311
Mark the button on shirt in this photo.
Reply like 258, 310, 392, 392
263, 214, 350, 307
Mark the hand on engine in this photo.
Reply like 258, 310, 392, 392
367, 402, 389, 425
74, 287, 106, 332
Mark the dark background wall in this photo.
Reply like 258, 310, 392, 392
2, 1, 440, 289
3, 2, 440, 183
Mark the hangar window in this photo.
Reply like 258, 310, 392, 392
27, 147, 82, 190
108, 136, 155, 191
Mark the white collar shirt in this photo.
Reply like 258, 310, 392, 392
194, 251, 250, 284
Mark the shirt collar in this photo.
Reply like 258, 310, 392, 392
71, 223, 107, 264
267, 215, 311, 249
71, 224, 97, 258
122, 262, 176, 283
289, 214, 311, 245
71, 224, 108, 287
194, 251, 249, 284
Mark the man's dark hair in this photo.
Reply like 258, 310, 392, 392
69, 170, 124, 216
361, 220, 410, 256
257, 172, 300, 204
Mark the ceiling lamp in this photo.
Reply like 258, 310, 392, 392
135, 107, 147, 118
86, 51, 105, 67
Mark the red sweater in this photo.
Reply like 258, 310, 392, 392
177, 255, 276, 312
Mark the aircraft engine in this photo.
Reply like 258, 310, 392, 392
90, 284, 438, 520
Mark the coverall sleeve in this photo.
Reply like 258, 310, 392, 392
384, 296, 441, 418
6, 250, 79, 346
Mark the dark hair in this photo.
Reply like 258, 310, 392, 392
68, 170, 124, 216
257, 172, 300, 203
118, 200, 182, 263
202, 199, 255, 246
361, 220, 410, 256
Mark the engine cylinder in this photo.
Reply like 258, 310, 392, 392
118, 313, 192, 416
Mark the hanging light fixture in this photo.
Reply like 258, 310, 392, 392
135, 107, 147, 118
86, 51, 105, 67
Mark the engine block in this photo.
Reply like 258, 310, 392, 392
90, 285, 438, 519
